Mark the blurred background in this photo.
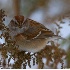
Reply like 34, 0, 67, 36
0, 0, 70, 69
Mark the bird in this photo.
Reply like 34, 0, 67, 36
8, 16, 62, 53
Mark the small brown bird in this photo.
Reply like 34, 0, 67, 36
8, 16, 60, 53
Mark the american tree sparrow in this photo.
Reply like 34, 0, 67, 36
8, 16, 61, 53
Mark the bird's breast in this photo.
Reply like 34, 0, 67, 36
15, 37, 47, 53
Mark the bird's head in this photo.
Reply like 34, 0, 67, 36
8, 16, 29, 37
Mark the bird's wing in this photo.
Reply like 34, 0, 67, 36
22, 18, 54, 40
36, 29, 54, 39
36, 29, 63, 40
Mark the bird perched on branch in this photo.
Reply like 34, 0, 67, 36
8, 16, 61, 53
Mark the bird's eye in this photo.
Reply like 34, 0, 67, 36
9, 20, 18, 31
14, 22, 18, 27
10, 20, 18, 27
